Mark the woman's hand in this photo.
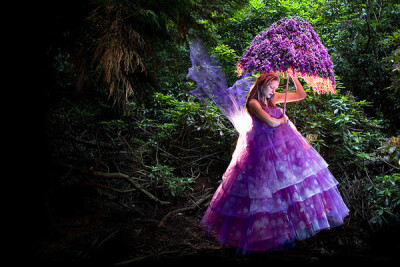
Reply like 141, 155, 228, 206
247, 99, 289, 127
288, 68, 300, 83
280, 115, 289, 125
288, 68, 295, 78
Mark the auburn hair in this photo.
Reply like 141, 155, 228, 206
245, 71, 280, 110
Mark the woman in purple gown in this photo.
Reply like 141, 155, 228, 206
199, 70, 349, 254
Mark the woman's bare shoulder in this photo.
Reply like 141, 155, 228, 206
247, 99, 260, 114
248, 98, 261, 107
248, 98, 260, 108
248, 98, 266, 114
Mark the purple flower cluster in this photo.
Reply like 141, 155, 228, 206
237, 16, 336, 93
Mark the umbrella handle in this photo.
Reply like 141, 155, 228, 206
283, 71, 289, 117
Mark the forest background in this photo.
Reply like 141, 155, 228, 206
34, 0, 399, 264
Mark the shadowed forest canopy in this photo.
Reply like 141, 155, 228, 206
44, 0, 246, 108
38, 0, 400, 263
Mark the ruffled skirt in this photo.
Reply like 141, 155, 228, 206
200, 121, 349, 254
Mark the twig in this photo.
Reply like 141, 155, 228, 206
84, 182, 137, 193
380, 158, 400, 170
65, 134, 116, 149
113, 254, 153, 265
185, 243, 222, 251
158, 194, 213, 227
174, 151, 224, 170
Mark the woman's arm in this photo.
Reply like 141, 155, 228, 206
247, 99, 288, 127
273, 71, 307, 104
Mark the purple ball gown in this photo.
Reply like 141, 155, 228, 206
200, 107, 349, 253
188, 38, 349, 254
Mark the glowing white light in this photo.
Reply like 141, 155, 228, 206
229, 108, 252, 134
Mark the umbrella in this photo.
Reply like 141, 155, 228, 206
237, 16, 336, 116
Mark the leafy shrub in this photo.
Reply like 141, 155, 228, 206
367, 173, 400, 226
285, 79, 385, 173
147, 164, 195, 197
379, 136, 400, 167
127, 91, 238, 197
282, 76, 400, 227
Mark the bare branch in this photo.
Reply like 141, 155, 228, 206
52, 160, 170, 205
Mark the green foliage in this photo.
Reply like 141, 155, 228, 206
379, 136, 400, 167
381, 29, 400, 115
146, 164, 195, 197
135, 91, 237, 141
367, 173, 400, 225
127, 91, 237, 196
212, 44, 240, 83
285, 83, 384, 171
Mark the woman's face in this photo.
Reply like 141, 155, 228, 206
262, 80, 279, 99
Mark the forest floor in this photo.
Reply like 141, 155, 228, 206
28, 162, 400, 266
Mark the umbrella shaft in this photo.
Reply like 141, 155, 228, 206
283, 72, 289, 116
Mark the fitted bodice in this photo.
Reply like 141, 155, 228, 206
248, 107, 287, 129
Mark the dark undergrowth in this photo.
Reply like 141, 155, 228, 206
30, 88, 400, 264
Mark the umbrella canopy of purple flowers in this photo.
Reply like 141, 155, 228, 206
237, 16, 336, 93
